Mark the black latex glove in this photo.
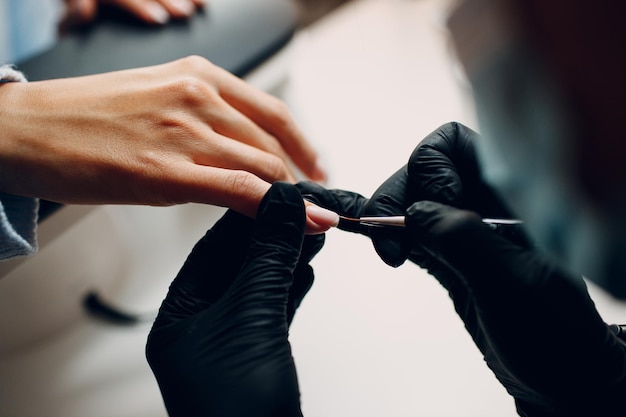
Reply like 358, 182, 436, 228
297, 122, 626, 416
146, 182, 324, 417
406, 201, 626, 416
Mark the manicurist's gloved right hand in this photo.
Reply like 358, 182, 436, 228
298, 122, 626, 416
403, 200, 626, 416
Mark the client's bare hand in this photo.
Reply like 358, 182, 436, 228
0, 56, 331, 231
60, 0, 206, 30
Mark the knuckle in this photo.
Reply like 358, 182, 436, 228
263, 154, 290, 181
168, 76, 214, 107
137, 158, 184, 206
222, 171, 271, 218
434, 210, 482, 241
224, 171, 263, 201
154, 112, 197, 137
175, 55, 220, 83
177, 55, 212, 72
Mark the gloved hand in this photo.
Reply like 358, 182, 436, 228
404, 200, 626, 416
297, 122, 626, 416
146, 182, 324, 417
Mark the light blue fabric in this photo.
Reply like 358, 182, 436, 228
0, 0, 60, 260
0, 193, 39, 260
0, 25, 42, 260
0, 1, 9, 63
0, 0, 60, 64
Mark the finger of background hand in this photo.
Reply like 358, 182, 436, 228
59, 0, 97, 31
103, 0, 172, 24
210, 66, 327, 182
155, 0, 196, 18
106, 0, 196, 23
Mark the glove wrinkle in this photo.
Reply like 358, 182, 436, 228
409, 122, 518, 218
244, 182, 306, 279
152, 211, 254, 332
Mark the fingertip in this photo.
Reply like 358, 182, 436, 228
372, 235, 410, 268
305, 204, 339, 228
73, 0, 97, 21
59, 0, 97, 31
302, 198, 340, 235
145, 2, 170, 24
367, 217, 412, 267
304, 220, 330, 235
165, 0, 195, 17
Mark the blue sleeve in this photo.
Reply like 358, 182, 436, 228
0, 64, 38, 261
0, 193, 39, 260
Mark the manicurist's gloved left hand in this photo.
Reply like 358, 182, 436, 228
146, 182, 324, 417
296, 122, 626, 416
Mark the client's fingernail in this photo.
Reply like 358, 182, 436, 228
170, 0, 195, 15
147, 2, 169, 23
306, 205, 339, 227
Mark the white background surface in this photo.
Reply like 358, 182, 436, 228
1, 1, 626, 416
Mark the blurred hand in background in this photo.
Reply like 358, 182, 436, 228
60, 0, 206, 32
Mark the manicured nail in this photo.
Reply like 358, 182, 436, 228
170, 0, 195, 15
306, 204, 339, 227
146, 2, 169, 23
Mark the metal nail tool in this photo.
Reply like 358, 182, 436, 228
339, 215, 523, 228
